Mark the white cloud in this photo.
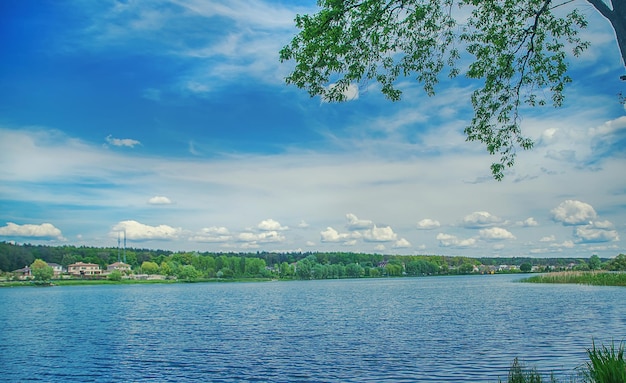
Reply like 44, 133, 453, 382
479, 227, 516, 241
148, 196, 172, 205
105, 135, 141, 148
540, 235, 556, 242
189, 226, 231, 242
0, 222, 64, 240
545, 149, 577, 162
320, 227, 350, 243
588, 116, 626, 139
416, 218, 440, 230
436, 233, 477, 248
589, 220, 615, 230
574, 222, 619, 243
346, 213, 374, 230
174, 0, 302, 29
237, 230, 285, 243
393, 238, 412, 248
363, 226, 398, 242
530, 248, 551, 254
462, 211, 502, 228
257, 218, 288, 231
297, 220, 309, 228
112, 220, 181, 241
551, 200, 597, 226
550, 240, 575, 249
517, 217, 538, 227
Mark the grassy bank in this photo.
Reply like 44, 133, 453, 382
520, 271, 626, 287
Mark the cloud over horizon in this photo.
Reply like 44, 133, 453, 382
112, 220, 181, 241
0, 222, 64, 240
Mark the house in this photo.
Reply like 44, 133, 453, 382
47, 263, 65, 277
67, 262, 102, 276
12, 266, 32, 279
107, 262, 131, 273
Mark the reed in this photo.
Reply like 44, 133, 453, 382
500, 358, 558, 383
502, 342, 625, 383
579, 341, 626, 383
520, 271, 626, 287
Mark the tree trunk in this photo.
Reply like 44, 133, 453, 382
611, 0, 626, 70
587, 0, 626, 73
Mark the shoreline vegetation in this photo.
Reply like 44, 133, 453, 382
520, 271, 626, 287
3, 270, 625, 288
501, 341, 625, 383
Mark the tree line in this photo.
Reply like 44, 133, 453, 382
2, 242, 624, 282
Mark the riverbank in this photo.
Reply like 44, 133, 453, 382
520, 271, 626, 287
0, 277, 276, 287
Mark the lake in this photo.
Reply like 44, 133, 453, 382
1, 275, 625, 382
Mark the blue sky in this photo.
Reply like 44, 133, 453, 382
0, 0, 625, 258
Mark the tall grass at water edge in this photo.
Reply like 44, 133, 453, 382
520, 271, 626, 287
500, 342, 625, 383
581, 341, 626, 383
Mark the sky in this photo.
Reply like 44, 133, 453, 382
0, 0, 625, 258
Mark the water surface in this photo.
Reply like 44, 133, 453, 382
1, 275, 624, 382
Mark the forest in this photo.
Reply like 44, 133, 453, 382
2, 241, 622, 281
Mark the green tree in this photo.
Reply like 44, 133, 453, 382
219, 268, 234, 278
192, 255, 216, 275
520, 262, 532, 273
296, 258, 314, 279
280, 0, 626, 180
573, 260, 590, 271
345, 263, 363, 278
108, 270, 122, 281
177, 265, 200, 281
313, 263, 329, 279
141, 261, 159, 275
31, 259, 54, 282
160, 260, 175, 277
244, 257, 267, 277
61, 253, 78, 267
606, 253, 626, 271
457, 262, 475, 275
279, 261, 294, 278
589, 254, 601, 270
385, 263, 402, 276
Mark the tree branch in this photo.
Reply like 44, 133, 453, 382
585, 0, 613, 20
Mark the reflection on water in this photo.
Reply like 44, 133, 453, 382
1, 275, 624, 382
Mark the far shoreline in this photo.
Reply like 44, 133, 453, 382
3, 271, 626, 288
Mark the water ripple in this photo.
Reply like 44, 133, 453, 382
1, 276, 625, 382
